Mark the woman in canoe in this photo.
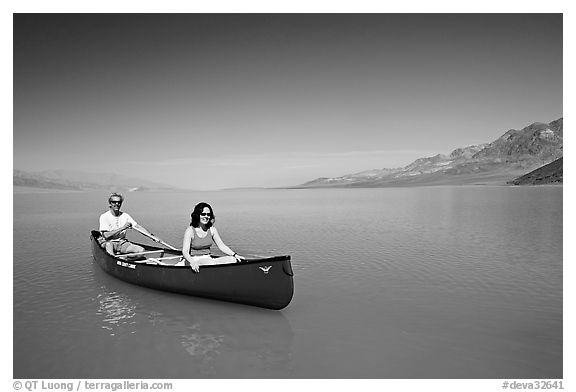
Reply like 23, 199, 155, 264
180, 202, 245, 272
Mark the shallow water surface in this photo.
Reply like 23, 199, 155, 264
13, 186, 562, 378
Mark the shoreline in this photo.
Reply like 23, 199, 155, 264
13, 186, 86, 194
14, 183, 563, 194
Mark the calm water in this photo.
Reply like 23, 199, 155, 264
13, 187, 562, 378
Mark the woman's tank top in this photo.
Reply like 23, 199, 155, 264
190, 227, 214, 255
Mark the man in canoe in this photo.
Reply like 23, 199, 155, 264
99, 192, 155, 256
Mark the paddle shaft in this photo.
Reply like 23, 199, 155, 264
146, 255, 184, 265
132, 226, 180, 251
117, 249, 166, 257
154, 255, 183, 261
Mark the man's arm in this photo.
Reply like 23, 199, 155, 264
101, 222, 132, 240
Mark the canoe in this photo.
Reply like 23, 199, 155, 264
90, 230, 294, 310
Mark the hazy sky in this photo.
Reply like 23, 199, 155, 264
13, 14, 562, 190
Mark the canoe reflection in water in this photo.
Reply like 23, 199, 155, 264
96, 290, 137, 336
91, 263, 295, 378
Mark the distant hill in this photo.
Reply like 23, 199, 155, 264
13, 174, 84, 190
13, 169, 178, 192
298, 118, 563, 188
507, 157, 563, 185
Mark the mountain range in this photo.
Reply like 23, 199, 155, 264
507, 157, 563, 185
13, 169, 178, 192
298, 118, 563, 188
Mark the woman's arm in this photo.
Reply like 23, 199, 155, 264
211, 227, 245, 261
182, 227, 200, 272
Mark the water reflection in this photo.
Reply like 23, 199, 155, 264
181, 325, 224, 358
96, 290, 137, 335
90, 262, 294, 378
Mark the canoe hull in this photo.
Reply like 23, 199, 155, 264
90, 231, 294, 310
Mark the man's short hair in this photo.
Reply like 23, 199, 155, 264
108, 192, 124, 203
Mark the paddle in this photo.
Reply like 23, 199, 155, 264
132, 226, 180, 251
147, 255, 184, 266
117, 249, 165, 258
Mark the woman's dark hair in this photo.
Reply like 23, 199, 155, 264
190, 202, 215, 228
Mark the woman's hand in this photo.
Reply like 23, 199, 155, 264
233, 253, 246, 263
190, 260, 200, 273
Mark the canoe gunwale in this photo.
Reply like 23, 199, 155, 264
90, 230, 290, 269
